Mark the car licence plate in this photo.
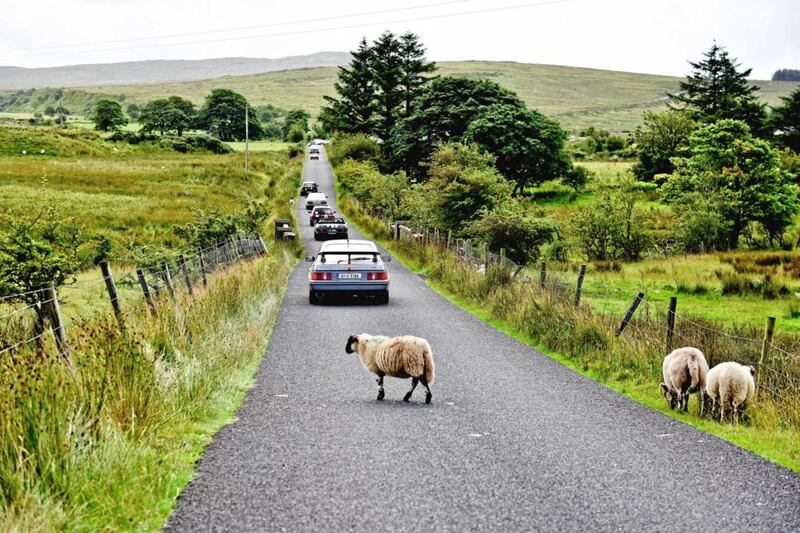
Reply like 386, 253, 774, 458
339, 273, 361, 279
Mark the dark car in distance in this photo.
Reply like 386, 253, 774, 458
300, 181, 318, 196
314, 218, 348, 240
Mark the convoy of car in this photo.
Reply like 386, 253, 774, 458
306, 240, 390, 305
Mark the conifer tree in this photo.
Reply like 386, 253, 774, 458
320, 38, 376, 134
671, 42, 766, 135
398, 31, 437, 116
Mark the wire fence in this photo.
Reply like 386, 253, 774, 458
390, 220, 800, 399
0, 235, 267, 362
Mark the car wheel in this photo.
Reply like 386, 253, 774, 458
378, 291, 389, 305
309, 290, 323, 305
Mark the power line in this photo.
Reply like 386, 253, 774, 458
6, 0, 570, 58
1, 0, 471, 54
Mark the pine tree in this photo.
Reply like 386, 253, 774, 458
398, 32, 437, 116
320, 38, 376, 134
371, 31, 405, 142
770, 87, 800, 152
671, 42, 766, 134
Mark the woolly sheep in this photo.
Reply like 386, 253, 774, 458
345, 333, 435, 404
706, 361, 755, 425
661, 347, 709, 415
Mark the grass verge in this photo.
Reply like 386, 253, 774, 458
0, 250, 297, 530
338, 192, 800, 473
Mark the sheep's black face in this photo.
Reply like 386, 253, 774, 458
345, 335, 358, 354
661, 383, 679, 410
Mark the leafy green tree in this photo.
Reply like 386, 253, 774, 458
464, 103, 571, 194
126, 103, 140, 122
670, 42, 766, 135
562, 165, 592, 192
388, 77, 524, 176
631, 110, 697, 180
415, 143, 512, 233
664, 120, 797, 248
91, 99, 127, 131
467, 202, 556, 264
770, 87, 800, 152
44, 105, 56, 116
282, 109, 310, 140
320, 38, 377, 134
0, 209, 81, 346
327, 133, 381, 166
140, 97, 195, 136
197, 89, 262, 141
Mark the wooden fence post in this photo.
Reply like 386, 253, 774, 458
45, 282, 72, 369
447, 231, 452, 250
539, 261, 547, 288
665, 296, 678, 353
574, 264, 586, 306
198, 249, 208, 287
99, 261, 124, 328
178, 255, 194, 298
756, 316, 776, 395
136, 268, 156, 314
483, 245, 489, 273
615, 291, 645, 336
161, 261, 176, 302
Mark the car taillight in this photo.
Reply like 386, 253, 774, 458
311, 272, 333, 281
368, 272, 388, 281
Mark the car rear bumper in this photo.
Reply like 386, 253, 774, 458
309, 282, 388, 292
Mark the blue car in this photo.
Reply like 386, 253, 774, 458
307, 240, 391, 304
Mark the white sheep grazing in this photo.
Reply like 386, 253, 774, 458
345, 333, 435, 404
706, 361, 755, 425
661, 347, 709, 415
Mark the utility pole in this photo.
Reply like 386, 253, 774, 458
244, 105, 249, 180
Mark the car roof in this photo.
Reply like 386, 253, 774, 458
311, 205, 333, 211
319, 239, 377, 252
307, 192, 326, 199
302, 181, 316, 185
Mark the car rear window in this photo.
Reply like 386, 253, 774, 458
320, 254, 378, 264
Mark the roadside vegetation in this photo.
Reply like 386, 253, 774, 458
0, 124, 301, 529
324, 34, 800, 469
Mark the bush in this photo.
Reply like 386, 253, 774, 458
467, 202, 557, 265
327, 134, 381, 166
562, 165, 592, 192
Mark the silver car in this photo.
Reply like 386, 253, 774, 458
307, 240, 391, 304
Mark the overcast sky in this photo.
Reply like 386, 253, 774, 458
0, 0, 796, 78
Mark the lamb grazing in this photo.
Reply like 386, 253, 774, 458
705, 362, 755, 425
345, 333, 435, 404
660, 347, 709, 415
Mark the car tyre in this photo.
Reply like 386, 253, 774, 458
378, 291, 389, 305
309, 290, 324, 305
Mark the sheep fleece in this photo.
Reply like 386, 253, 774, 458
358, 335, 435, 384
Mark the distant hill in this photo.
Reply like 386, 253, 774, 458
0, 52, 351, 89
1, 60, 797, 132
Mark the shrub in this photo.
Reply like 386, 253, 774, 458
467, 202, 557, 265
327, 134, 381, 166
593, 260, 622, 272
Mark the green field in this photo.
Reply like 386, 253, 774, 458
2, 62, 797, 132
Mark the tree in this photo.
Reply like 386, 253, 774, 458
414, 143, 512, 233
463, 103, 571, 194
467, 202, 556, 264
44, 105, 56, 116
320, 37, 377, 135
769, 87, 800, 152
670, 42, 766, 135
91, 99, 127, 131
127, 103, 140, 122
398, 31, 436, 116
139, 97, 195, 136
664, 120, 798, 249
371, 31, 405, 142
0, 209, 81, 355
631, 110, 697, 180
772, 69, 800, 82
196, 89, 262, 141
388, 77, 524, 176
282, 109, 310, 140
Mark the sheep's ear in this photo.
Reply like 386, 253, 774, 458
749, 366, 756, 376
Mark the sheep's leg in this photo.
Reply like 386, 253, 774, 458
376, 375, 385, 401
420, 376, 432, 404
403, 378, 419, 402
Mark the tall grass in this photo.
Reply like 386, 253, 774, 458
0, 250, 295, 530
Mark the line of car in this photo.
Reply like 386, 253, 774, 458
300, 179, 391, 305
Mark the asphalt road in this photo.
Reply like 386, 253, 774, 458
167, 150, 800, 532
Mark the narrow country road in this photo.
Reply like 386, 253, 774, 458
166, 150, 800, 532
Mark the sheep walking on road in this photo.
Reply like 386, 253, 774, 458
345, 333, 435, 404
706, 362, 755, 425
661, 347, 709, 415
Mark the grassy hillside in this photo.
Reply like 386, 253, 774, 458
1, 61, 797, 131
